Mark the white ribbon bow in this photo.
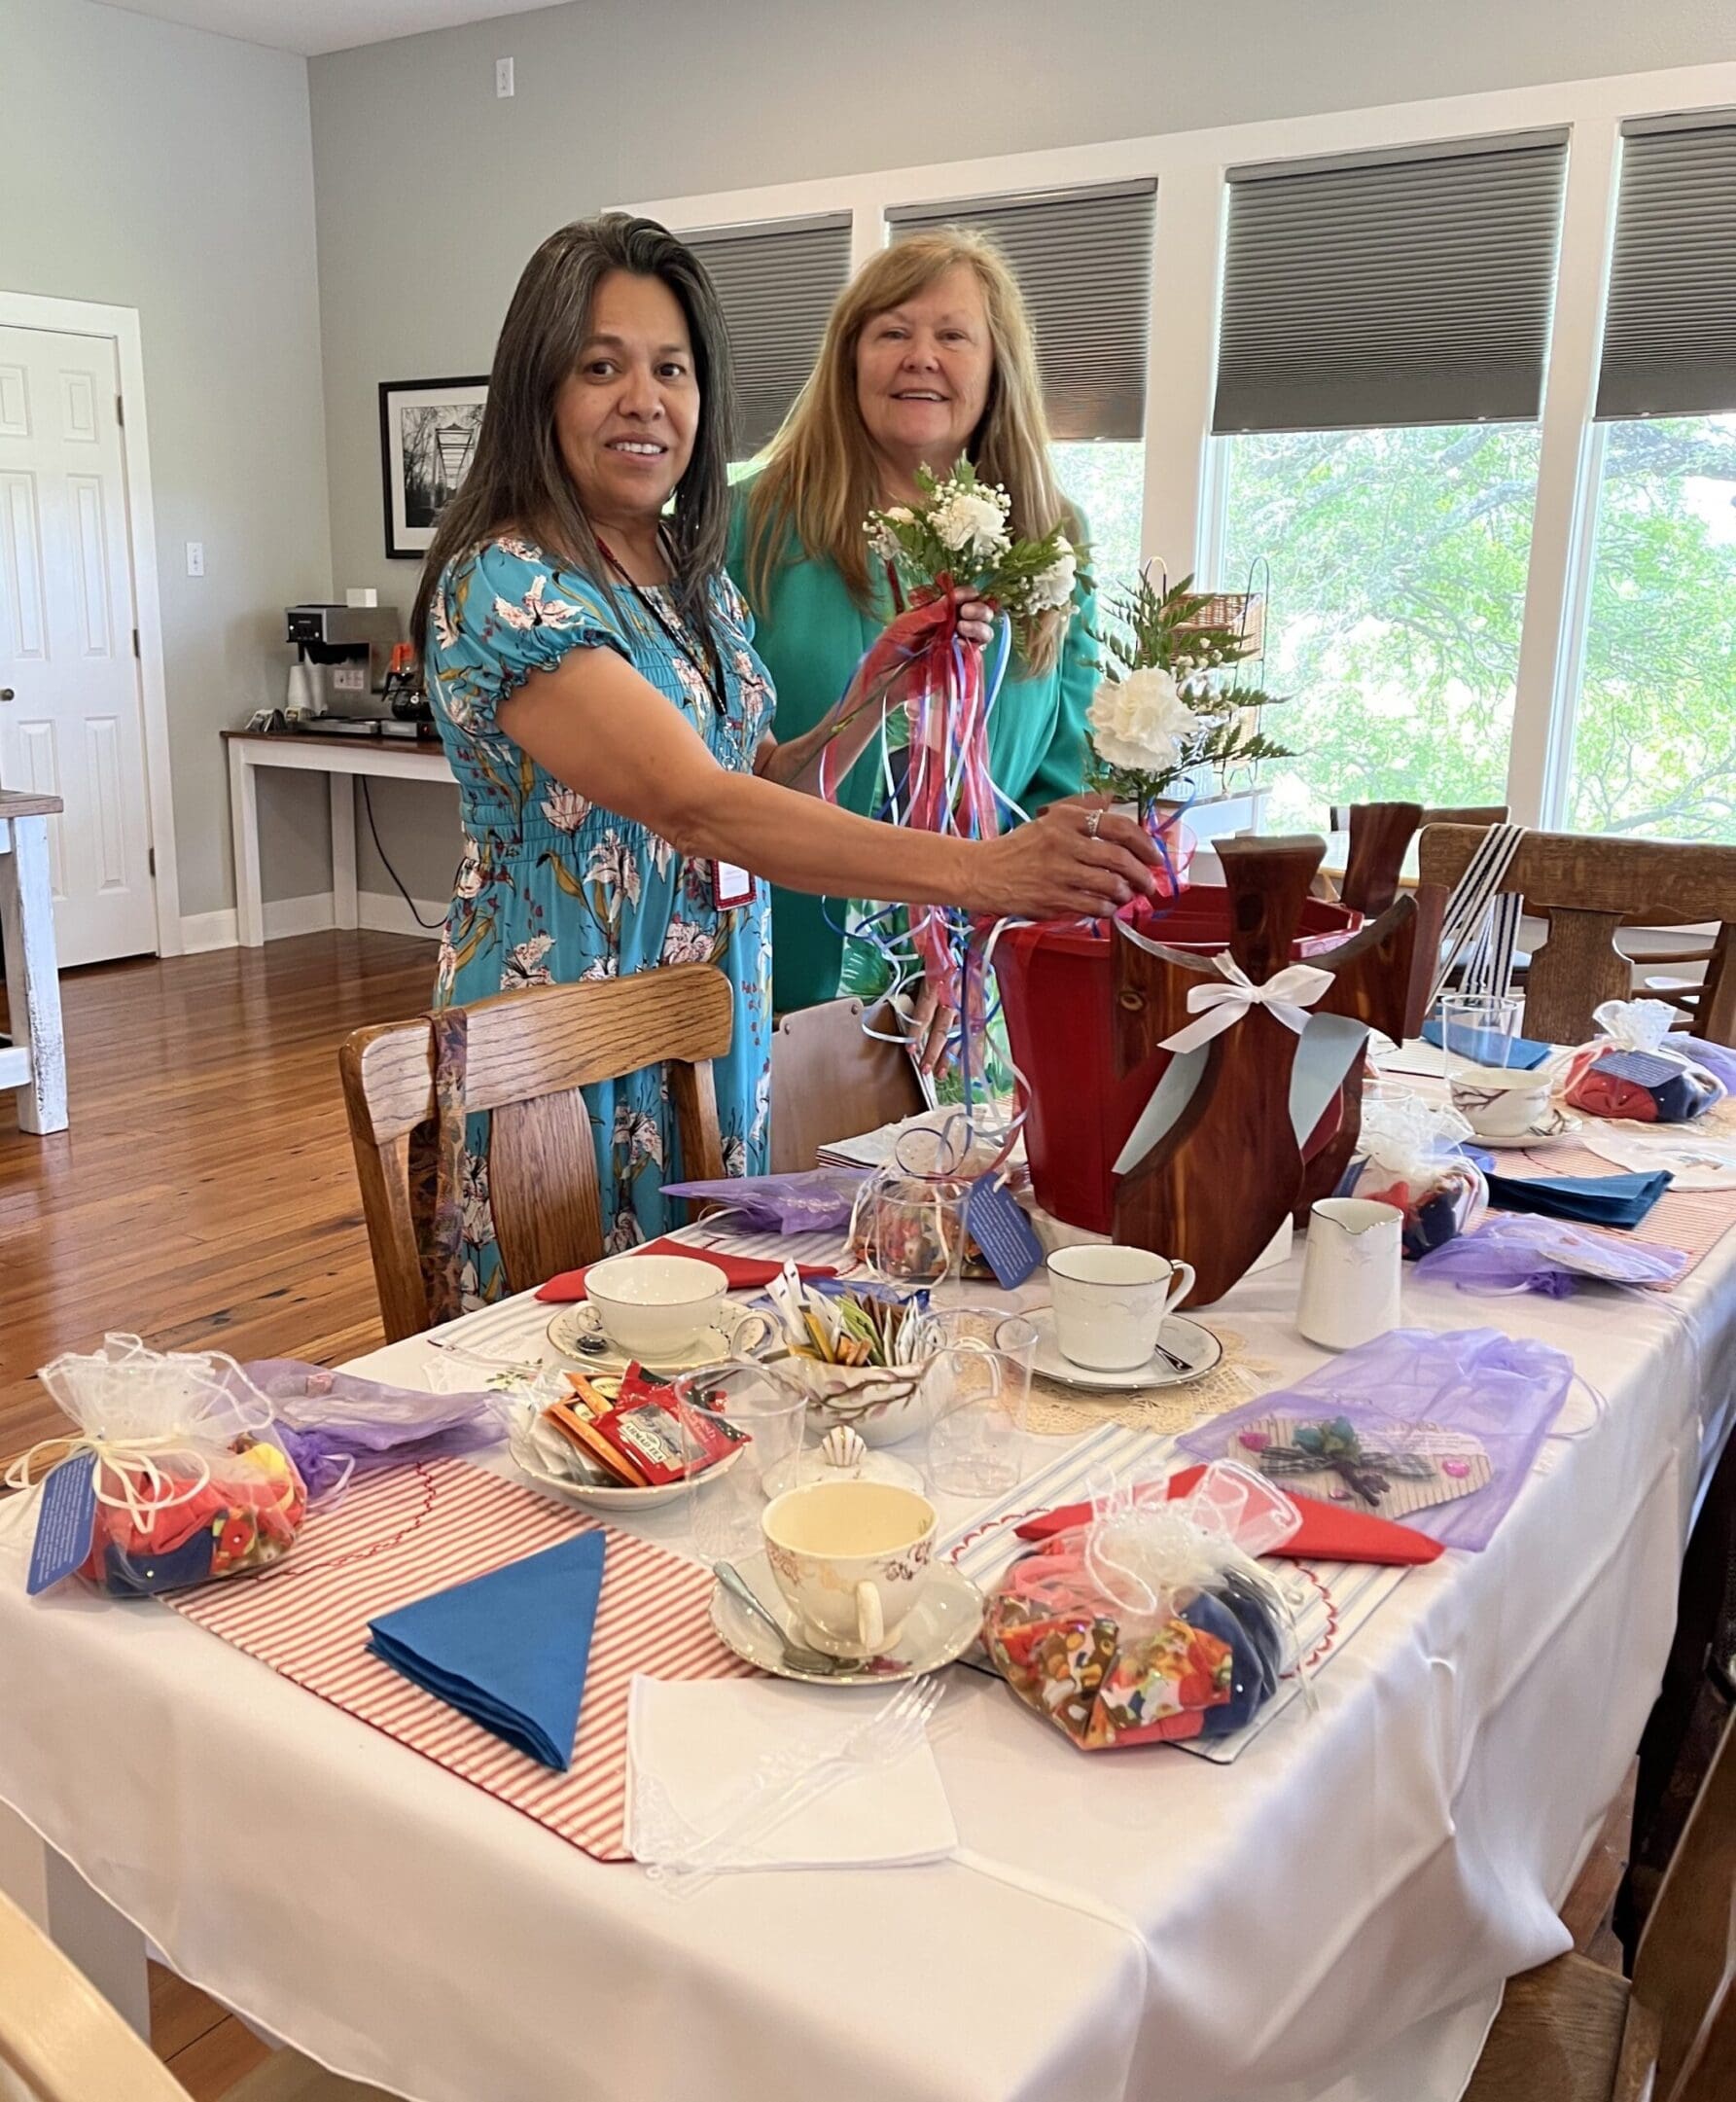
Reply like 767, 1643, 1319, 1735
1157, 952, 1335, 1055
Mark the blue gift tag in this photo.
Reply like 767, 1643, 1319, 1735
26, 1451, 98, 1596
966, 1173, 1044, 1288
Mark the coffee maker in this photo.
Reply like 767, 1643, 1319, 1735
284, 603, 402, 721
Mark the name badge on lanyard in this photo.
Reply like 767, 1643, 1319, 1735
712, 862, 756, 910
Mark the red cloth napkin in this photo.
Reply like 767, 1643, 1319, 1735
534, 1237, 837, 1302
1012, 1463, 1444, 1565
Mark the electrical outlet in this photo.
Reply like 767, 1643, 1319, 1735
185, 541, 204, 577
495, 55, 514, 97
331, 664, 367, 694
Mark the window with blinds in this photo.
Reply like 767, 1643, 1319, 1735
680, 213, 853, 454
884, 180, 1157, 442
1214, 133, 1568, 435
1596, 116, 1736, 420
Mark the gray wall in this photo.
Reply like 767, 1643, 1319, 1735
2, 0, 335, 925
306, 0, 1736, 905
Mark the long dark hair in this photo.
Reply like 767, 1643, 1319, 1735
411, 213, 736, 659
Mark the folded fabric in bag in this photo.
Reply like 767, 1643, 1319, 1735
1176, 1328, 1576, 1550
367, 1532, 605, 1770
1478, 1165, 1673, 1230
1565, 1000, 1724, 1123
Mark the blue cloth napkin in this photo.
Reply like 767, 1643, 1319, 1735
1479, 1164, 1674, 1230
1423, 1017, 1553, 1070
368, 1532, 605, 1770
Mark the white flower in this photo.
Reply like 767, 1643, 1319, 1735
604, 1209, 644, 1255
585, 831, 642, 909
459, 1153, 495, 1247
1087, 665, 1202, 773
659, 918, 715, 966
452, 838, 484, 898
929, 486, 1010, 563
502, 932, 554, 987
540, 785, 590, 834
613, 1103, 664, 1171
436, 929, 458, 999
865, 509, 911, 563
1025, 538, 1078, 614
493, 572, 588, 633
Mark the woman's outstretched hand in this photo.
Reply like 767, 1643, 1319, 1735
967, 795, 1159, 921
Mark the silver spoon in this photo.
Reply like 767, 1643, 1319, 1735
714, 1561, 856, 1677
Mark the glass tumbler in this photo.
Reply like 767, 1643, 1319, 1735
675, 1360, 808, 1569
919, 1304, 1038, 1497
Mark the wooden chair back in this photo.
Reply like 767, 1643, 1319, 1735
0, 1888, 189, 2102
1629, 1706, 1736, 2102
768, 998, 926, 1173
1416, 826, 1736, 1046
339, 965, 733, 1340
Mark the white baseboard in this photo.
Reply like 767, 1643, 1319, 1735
177, 890, 444, 953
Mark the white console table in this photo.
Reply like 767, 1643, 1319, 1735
223, 729, 454, 948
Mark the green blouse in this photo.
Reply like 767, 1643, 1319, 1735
726, 480, 1100, 1012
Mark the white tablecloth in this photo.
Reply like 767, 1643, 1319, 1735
2, 1148, 1732, 2102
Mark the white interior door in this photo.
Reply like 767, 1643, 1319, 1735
0, 323, 156, 966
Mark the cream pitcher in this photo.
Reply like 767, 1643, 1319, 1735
1296, 1198, 1403, 1351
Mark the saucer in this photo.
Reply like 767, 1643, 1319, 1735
1469, 1111, 1582, 1151
545, 1301, 746, 1374
1028, 1307, 1223, 1393
508, 1419, 741, 1513
709, 1552, 984, 1686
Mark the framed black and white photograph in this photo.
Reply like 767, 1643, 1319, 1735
379, 375, 488, 558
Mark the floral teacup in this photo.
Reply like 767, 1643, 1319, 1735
761, 1480, 937, 1660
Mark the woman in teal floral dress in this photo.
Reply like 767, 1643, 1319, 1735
414, 215, 1160, 1305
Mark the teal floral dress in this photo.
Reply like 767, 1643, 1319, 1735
424, 535, 775, 1304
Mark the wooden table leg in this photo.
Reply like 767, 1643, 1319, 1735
0, 813, 68, 1134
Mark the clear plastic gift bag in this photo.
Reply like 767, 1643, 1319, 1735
15, 1336, 307, 1596
1565, 1000, 1725, 1123
1333, 1092, 1487, 1259
982, 1462, 1300, 1750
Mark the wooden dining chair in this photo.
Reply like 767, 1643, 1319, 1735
1466, 1704, 1736, 2102
339, 964, 733, 1341
1416, 827, 1736, 1047
768, 996, 926, 1172
0, 1890, 381, 2100
1318, 802, 1510, 916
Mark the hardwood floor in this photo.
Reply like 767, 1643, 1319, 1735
0, 930, 435, 1462
0, 927, 1639, 2094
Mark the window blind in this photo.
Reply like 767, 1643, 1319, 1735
1596, 116, 1736, 420
1214, 134, 1568, 434
885, 180, 1157, 442
681, 213, 853, 454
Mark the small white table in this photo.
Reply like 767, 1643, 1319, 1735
0, 788, 67, 1134
223, 729, 454, 948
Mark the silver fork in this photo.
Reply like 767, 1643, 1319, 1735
648, 1677, 946, 1898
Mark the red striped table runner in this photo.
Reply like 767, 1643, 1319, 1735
168, 1458, 752, 1862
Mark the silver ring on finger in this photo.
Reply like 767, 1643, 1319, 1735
1084, 808, 1102, 839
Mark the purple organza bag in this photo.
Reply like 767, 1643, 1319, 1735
659, 1168, 866, 1234
1669, 1034, 1736, 1098
241, 1359, 508, 1501
1415, 1215, 1690, 1298
1176, 1327, 1576, 1550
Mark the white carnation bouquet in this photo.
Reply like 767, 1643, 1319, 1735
864, 461, 1081, 660
1087, 571, 1291, 821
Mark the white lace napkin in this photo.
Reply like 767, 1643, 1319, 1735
625, 1676, 956, 1871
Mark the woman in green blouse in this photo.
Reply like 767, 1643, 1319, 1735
727, 228, 1097, 1034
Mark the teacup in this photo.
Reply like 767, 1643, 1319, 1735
584, 1253, 730, 1361
1448, 1066, 1556, 1142
761, 1479, 937, 1660
1045, 1244, 1197, 1372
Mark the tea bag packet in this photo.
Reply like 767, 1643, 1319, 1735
982, 1462, 1300, 1751
1565, 1000, 1725, 1123
9, 1336, 307, 1597
1334, 1092, 1487, 1258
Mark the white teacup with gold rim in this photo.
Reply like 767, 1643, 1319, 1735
761, 1479, 938, 1660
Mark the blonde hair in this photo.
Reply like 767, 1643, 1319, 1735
741, 228, 1077, 673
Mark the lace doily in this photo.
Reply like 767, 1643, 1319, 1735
1024, 1325, 1279, 1438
